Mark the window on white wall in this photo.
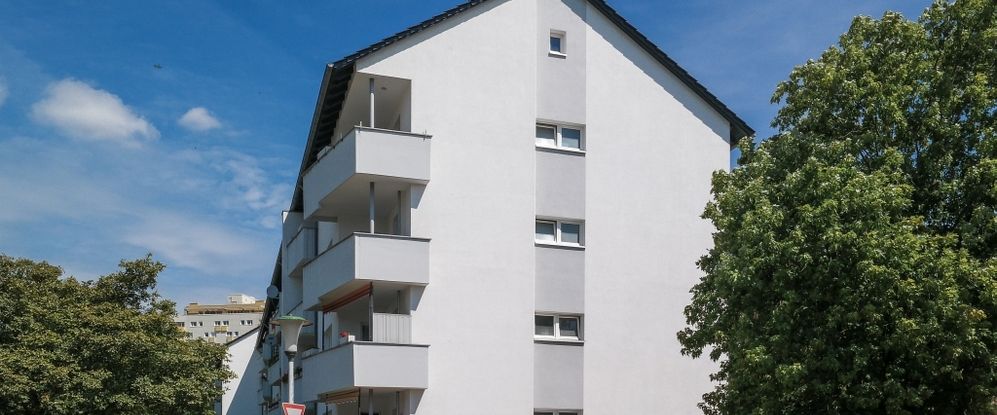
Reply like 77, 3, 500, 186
536, 124, 556, 147
534, 313, 582, 341
535, 219, 583, 246
535, 123, 583, 150
535, 220, 557, 242
549, 30, 566, 56
535, 412, 579, 415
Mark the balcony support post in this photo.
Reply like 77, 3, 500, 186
397, 190, 403, 236
369, 78, 375, 128
369, 181, 375, 233
368, 388, 374, 415
368, 283, 374, 342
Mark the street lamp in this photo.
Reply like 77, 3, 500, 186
272, 315, 311, 405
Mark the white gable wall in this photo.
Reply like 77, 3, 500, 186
345, 0, 732, 413
583, 2, 729, 413
221, 330, 262, 415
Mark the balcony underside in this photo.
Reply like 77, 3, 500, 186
303, 126, 430, 222
302, 233, 430, 312
299, 342, 429, 403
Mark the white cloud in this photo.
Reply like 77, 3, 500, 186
0, 78, 8, 107
178, 106, 221, 131
222, 155, 291, 212
31, 78, 158, 147
123, 212, 268, 276
0, 135, 287, 276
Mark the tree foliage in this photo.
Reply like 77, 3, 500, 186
0, 255, 233, 415
679, 1, 996, 413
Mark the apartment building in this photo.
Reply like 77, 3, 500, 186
256, 0, 752, 414
175, 294, 264, 344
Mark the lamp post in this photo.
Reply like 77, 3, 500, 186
272, 315, 311, 405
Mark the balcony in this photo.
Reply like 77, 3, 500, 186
298, 342, 429, 403
283, 227, 316, 277
302, 233, 429, 311
266, 360, 282, 386
302, 126, 431, 221
213, 325, 228, 333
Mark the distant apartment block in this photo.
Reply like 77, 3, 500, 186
175, 294, 264, 344
253, 0, 752, 414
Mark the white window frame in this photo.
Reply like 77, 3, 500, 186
534, 313, 583, 342
536, 123, 584, 151
535, 219, 584, 246
549, 30, 566, 56
535, 411, 580, 415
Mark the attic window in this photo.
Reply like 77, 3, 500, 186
549, 31, 566, 56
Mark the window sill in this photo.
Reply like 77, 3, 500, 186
535, 241, 585, 251
536, 145, 585, 156
548, 51, 567, 58
534, 338, 584, 346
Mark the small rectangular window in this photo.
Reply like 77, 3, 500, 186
535, 315, 555, 337
560, 223, 581, 245
535, 219, 583, 246
560, 128, 581, 149
534, 314, 583, 341
535, 123, 584, 150
535, 220, 557, 242
559, 317, 579, 339
549, 30, 565, 55
536, 125, 557, 147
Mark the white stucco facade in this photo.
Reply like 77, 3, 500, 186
254, 1, 748, 414
218, 328, 263, 415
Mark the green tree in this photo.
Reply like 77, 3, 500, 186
0, 255, 233, 415
678, 1, 996, 413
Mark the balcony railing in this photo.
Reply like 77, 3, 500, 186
303, 233, 429, 311
283, 227, 316, 277
302, 126, 431, 220
372, 313, 411, 343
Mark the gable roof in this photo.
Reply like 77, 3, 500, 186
296, 0, 751, 182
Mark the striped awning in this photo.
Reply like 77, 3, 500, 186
322, 283, 373, 312
319, 388, 360, 405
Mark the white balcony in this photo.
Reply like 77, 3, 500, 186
298, 342, 429, 402
302, 233, 429, 311
266, 360, 281, 386
302, 126, 431, 221
283, 227, 316, 277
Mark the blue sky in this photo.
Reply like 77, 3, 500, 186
0, 0, 929, 308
